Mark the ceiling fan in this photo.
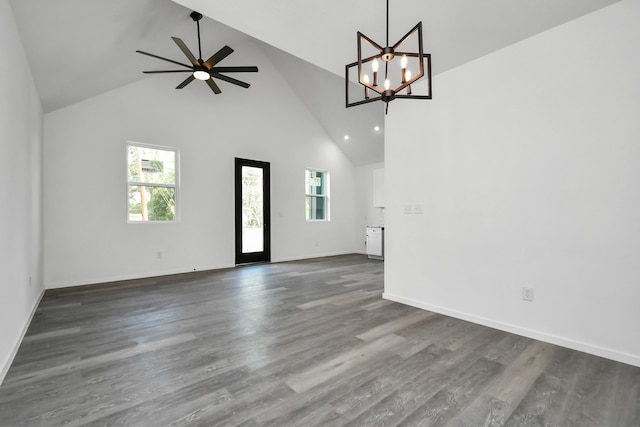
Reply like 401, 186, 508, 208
136, 11, 258, 94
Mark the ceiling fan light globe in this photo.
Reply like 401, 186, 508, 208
193, 70, 210, 81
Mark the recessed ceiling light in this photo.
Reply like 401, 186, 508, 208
374, 126, 381, 132
344, 135, 350, 141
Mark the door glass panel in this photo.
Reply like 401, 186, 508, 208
241, 166, 264, 253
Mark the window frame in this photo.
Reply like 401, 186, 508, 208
126, 141, 180, 223
305, 168, 330, 222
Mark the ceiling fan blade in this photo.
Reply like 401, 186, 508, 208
143, 70, 193, 74
176, 75, 195, 89
136, 50, 192, 69
211, 73, 250, 89
171, 37, 199, 67
204, 46, 234, 68
206, 78, 222, 94
210, 66, 258, 73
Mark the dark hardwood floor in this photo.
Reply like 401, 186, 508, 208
1, 254, 638, 426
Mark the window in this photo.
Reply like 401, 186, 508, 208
127, 142, 178, 222
305, 169, 329, 221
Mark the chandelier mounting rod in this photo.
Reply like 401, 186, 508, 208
386, 0, 390, 47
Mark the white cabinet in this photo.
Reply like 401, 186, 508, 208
373, 168, 385, 207
366, 226, 384, 260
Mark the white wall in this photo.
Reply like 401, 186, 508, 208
0, 0, 44, 383
384, 0, 640, 367
355, 162, 385, 253
43, 40, 358, 288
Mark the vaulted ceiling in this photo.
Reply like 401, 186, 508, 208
9, 0, 621, 165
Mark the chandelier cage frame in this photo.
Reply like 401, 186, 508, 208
345, 1, 432, 113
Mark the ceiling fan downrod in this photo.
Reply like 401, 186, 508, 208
190, 11, 204, 62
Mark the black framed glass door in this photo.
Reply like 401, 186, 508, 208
235, 158, 271, 264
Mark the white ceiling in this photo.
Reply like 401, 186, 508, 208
9, 0, 252, 113
9, 0, 621, 166
173, 0, 621, 78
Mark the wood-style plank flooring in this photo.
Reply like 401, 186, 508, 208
1, 254, 639, 426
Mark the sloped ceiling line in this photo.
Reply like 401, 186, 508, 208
9, 0, 622, 166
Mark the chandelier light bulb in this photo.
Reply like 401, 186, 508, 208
400, 54, 408, 83
384, 79, 391, 90
406, 69, 412, 81
372, 59, 379, 86
363, 74, 370, 84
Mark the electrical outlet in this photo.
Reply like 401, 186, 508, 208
404, 205, 413, 214
522, 287, 534, 302
157, 251, 163, 259
414, 204, 424, 214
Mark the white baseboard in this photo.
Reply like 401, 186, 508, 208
46, 252, 365, 290
383, 292, 640, 368
0, 289, 45, 386
272, 250, 359, 263
45, 264, 232, 290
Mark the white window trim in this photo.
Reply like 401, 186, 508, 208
305, 168, 330, 222
126, 141, 180, 223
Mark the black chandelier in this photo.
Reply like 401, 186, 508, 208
345, 0, 432, 114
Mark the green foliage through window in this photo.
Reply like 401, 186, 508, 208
242, 167, 263, 228
127, 143, 178, 222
